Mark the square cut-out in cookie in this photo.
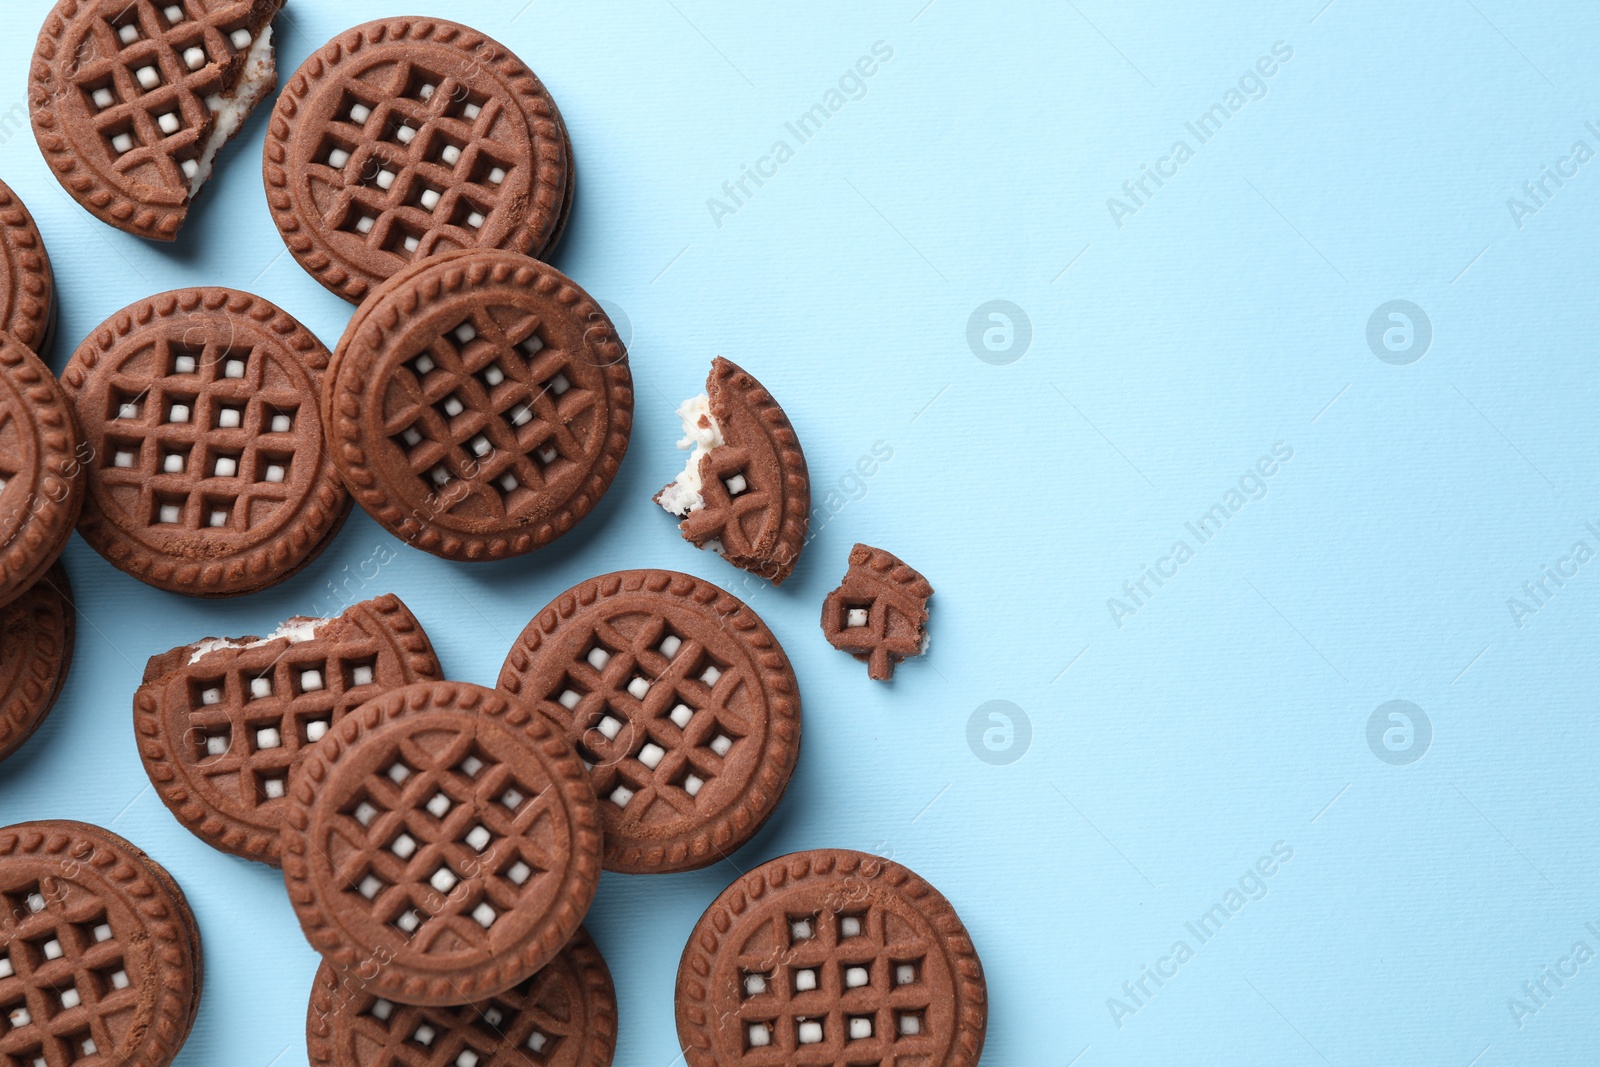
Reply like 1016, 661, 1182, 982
154, 497, 185, 525
198, 725, 229, 758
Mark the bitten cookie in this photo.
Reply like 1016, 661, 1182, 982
264, 17, 574, 303
0, 820, 204, 1067
0, 179, 56, 355
656, 358, 810, 585
0, 564, 74, 765
325, 249, 632, 562
281, 681, 603, 1007
135, 594, 443, 866
0, 332, 85, 610
498, 569, 802, 874
675, 849, 987, 1067
30, 0, 285, 241
61, 287, 350, 596
821, 544, 933, 681
307, 927, 617, 1067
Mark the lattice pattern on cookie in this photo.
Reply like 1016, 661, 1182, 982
63, 0, 268, 188
823, 545, 933, 681
732, 905, 934, 1064
339, 961, 581, 1067
383, 306, 597, 521
537, 612, 750, 828
311, 57, 523, 263
330, 727, 556, 953
93, 330, 302, 535
0, 879, 136, 1065
179, 640, 397, 810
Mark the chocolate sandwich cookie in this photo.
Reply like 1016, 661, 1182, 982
0, 820, 204, 1067
62, 287, 350, 596
498, 570, 801, 875
264, 18, 573, 303
0, 564, 74, 765
30, 0, 285, 241
676, 849, 986, 1067
0, 179, 56, 355
135, 594, 443, 866
656, 358, 810, 585
0, 333, 84, 610
325, 249, 631, 562
822, 544, 933, 681
281, 681, 603, 1007
307, 927, 617, 1067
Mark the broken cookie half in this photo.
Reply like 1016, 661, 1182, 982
656, 357, 810, 584
30, 0, 284, 241
822, 543, 933, 681
133, 592, 442, 865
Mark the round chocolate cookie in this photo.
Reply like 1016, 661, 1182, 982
306, 927, 617, 1067
0, 820, 203, 1067
325, 249, 632, 562
281, 681, 603, 1007
0, 179, 56, 355
656, 357, 810, 585
0, 563, 75, 765
30, 0, 285, 241
498, 570, 802, 875
135, 594, 444, 866
0, 332, 84, 610
676, 849, 987, 1067
61, 287, 350, 596
263, 17, 572, 303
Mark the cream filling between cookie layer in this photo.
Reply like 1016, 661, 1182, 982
188, 24, 275, 195
187, 615, 327, 665
657, 393, 724, 517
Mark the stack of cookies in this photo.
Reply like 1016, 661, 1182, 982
1, 4, 979, 1065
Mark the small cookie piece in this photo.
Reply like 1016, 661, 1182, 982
0, 332, 85, 609
0, 178, 56, 354
281, 681, 603, 1007
0, 563, 74, 764
0, 820, 204, 1067
675, 849, 987, 1067
656, 358, 809, 585
498, 570, 802, 874
264, 17, 573, 303
62, 287, 350, 596
135, 594, 443, 866
822, 543, 933, 681
306, 927, 617, 1067
325, 249, 632, 562
30, 0, 284, 241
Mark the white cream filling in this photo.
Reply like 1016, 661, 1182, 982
189, 24, 275, 194
657, 393, 723, 517
188, 615, 327, 665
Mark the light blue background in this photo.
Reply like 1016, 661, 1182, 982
1, 0, 1597, 1063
